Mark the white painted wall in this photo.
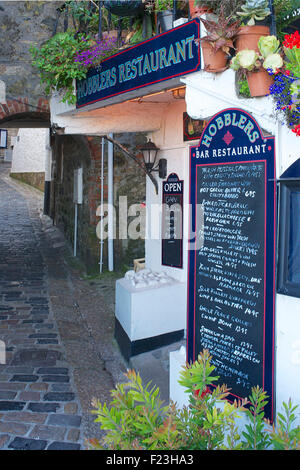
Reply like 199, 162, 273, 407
145, 99, 191, 283
50, 92, 165, 135
11, 128, 47, 173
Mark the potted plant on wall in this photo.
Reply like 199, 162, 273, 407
190, 0, 245, 19
155, 0, 173, 32
230, 35, 283, 97
197, 6, 241, 72
235, 0, 271, 52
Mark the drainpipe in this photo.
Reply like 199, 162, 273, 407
99, 137, 105, 273
43, 129, 52, 216
108, 133, 114, 271
74, 202, 78, 257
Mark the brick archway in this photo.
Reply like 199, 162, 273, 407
0, 97, 50, 128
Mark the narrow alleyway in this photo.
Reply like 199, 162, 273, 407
0, 163, 127, 450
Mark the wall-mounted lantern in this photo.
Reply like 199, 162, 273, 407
139, 139, 167, 180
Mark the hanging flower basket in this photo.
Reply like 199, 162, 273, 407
103, 1, 144, 17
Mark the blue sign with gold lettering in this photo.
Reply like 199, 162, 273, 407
76, 19, 200, 108
187, 108, 276, 421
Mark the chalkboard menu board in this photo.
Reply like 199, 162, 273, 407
187, 109, 276, 420
162, 173, 183, 268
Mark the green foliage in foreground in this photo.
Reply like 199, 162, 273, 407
87, 350, 300, 450
30, 31, 94, 105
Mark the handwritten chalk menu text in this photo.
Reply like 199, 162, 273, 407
187, 109, 276, 420
162, 173, 183, 268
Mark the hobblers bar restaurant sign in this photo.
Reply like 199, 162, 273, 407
187, 108, 276, 421
76, 19, 200, 108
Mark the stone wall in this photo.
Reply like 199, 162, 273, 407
51, 133, 147, 274
0, 1, 61, 102
10, 172, 45, 192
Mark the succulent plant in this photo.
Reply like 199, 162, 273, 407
258, 35, 280, 58
230, 49, 261, 71
198, 5, 241, 54
230, 35, 283, 73
236, 0, 271, 26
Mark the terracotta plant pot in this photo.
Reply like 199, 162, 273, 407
189, 1, 212, 18
246, 68, 274, 97
235, 25, 270, 53
201, 41, 228, 72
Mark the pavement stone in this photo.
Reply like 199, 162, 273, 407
0, 164, 129, 450
0, 163, 177, 451
0, 165, 84, 449
0, 434, 10, 449
8, 437, 48, 450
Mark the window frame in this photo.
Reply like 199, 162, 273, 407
277, 180, 300, 298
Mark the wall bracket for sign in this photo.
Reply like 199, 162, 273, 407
187, 108, 276, 421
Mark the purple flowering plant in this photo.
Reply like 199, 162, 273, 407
268, 71, 300, 129
74, 35, 118, 68
31, 29, 119, 105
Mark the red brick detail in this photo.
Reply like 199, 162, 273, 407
6, 100, 16, 115
16, 97, 29, 114
37, 98, 50, 113
0, 96, 49, 121
1, 103, 9, 115
22, 97, 30, 113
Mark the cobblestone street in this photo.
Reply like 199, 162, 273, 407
0, 163, 127, 450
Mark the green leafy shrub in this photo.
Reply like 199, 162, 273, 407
30, 31, 95, 105
88, 349, 300, 450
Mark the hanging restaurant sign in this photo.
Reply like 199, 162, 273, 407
187, 108, 276, 421
76, 19, 200, 108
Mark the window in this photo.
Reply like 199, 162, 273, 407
277, 181, 300, 298
0, 129, 7, 148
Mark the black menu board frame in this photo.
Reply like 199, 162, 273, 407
187, 108, 276, 421
162, 173, 184, 269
